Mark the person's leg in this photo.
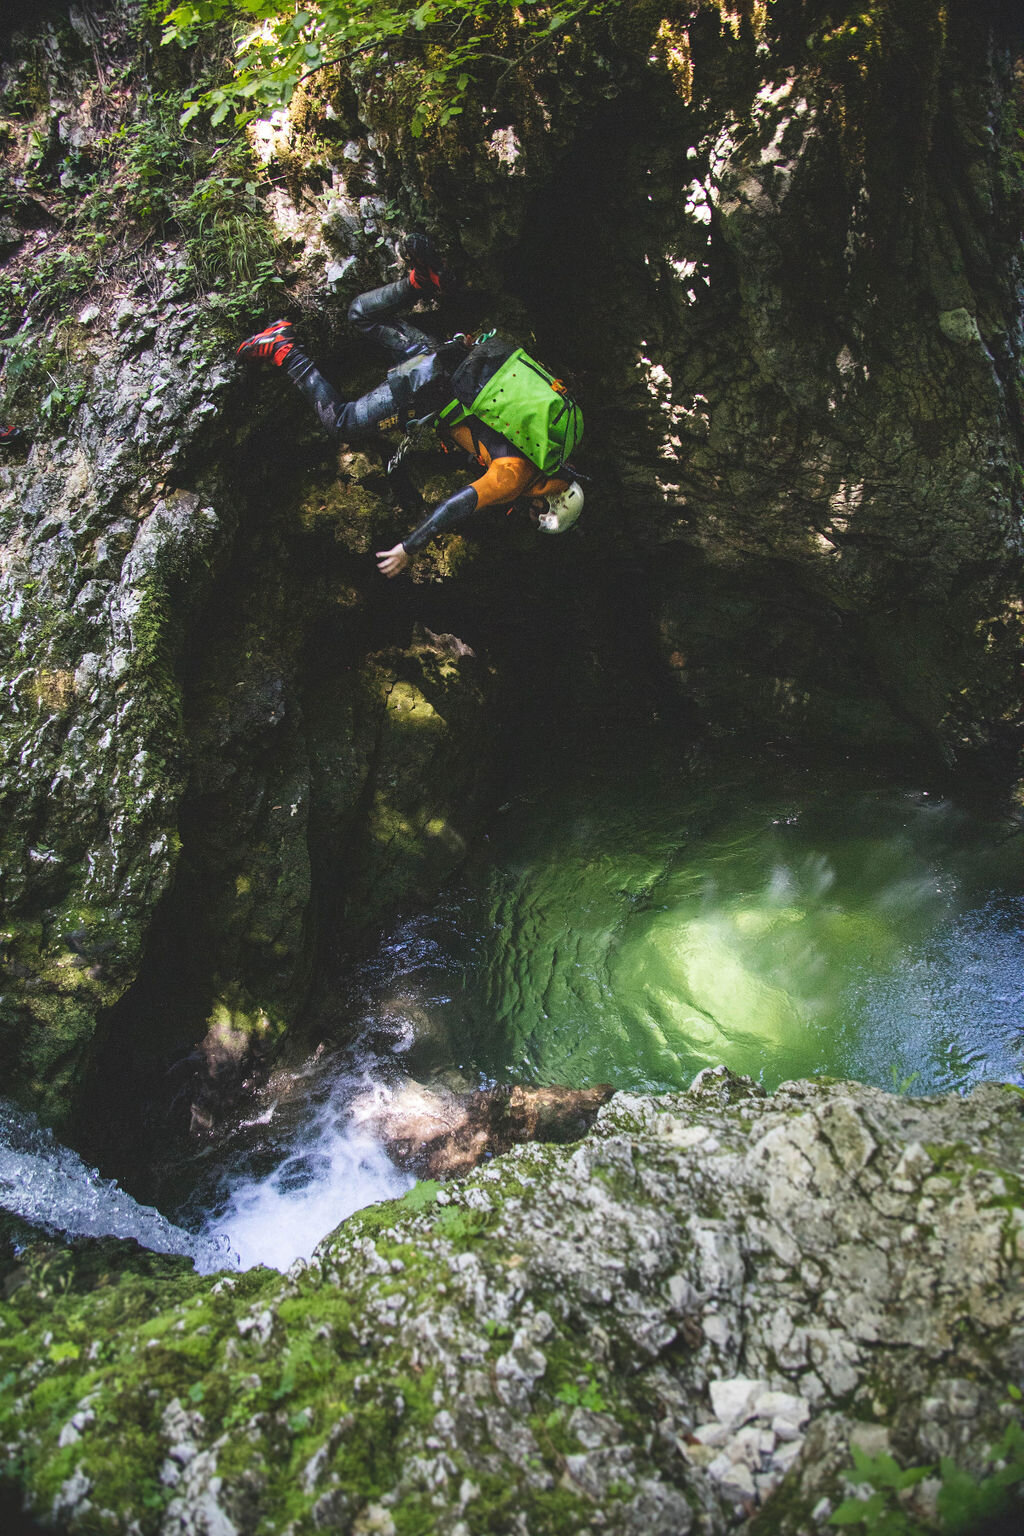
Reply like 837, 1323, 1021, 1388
347, 278, 435, 360
348, 233, 449, 358
282, 349, 399, 438
237, 321, 402, 439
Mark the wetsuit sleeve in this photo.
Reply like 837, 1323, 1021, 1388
402, 485, 479, 554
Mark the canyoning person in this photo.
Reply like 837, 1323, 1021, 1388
236, 235, 584, 577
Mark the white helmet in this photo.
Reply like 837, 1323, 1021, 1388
537, 481, 584, 534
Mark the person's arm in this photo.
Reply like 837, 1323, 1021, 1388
376, 458, 536, 577
376, 485, 478, 577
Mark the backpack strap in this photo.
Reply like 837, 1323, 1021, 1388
437, 397, 469, 432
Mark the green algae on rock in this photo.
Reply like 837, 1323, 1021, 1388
1, 1071, 1022, 1533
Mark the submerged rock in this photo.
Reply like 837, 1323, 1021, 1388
1, 1072, 1022, 1532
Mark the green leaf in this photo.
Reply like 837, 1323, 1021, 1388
830, 1491, 888, 1524
994, 1417, 1024, 1461
402, 1178, 441, 1210
849, 1444, 931, 1491
47, 1341, 80, 1364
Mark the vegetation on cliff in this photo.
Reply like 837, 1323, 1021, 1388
0, 4, 1023, 1530
161, 0, 628, 133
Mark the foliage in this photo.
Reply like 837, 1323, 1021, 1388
830, 1422, 1024, 1535
555, 1374, 607, 1411
108, 96, 283, 305
0, 326, 89, 428
400, 1178, 441, 1210
173, 167, 281, 306
830, 1446, 933, 1535
0, 85, 281, 421
159, 0, 624, 133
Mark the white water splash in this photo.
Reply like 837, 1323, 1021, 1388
0, 1100, 236, 1275
196, 1087, 414, 1272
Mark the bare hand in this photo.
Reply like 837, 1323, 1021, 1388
376, 543, 411, 578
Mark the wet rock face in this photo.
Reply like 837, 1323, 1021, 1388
0, 8, 502, 1125
1, 1072, 1022, 1532
355, 0, 1022, 756
1, 1, 1023, 1130
506, 2, 1024, 760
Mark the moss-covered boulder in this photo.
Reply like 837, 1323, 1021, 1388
1, 1072, 1022, 1533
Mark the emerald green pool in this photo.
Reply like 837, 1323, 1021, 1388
175, 750, 1024, 1269
375, 759, 1024, 1097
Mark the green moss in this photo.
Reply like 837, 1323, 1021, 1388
434, 1205, 492, 1246
531, 1404, 581, 1458
392, 1499, 440, 1536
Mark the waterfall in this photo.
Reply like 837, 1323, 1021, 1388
0, 1100, 237, 1275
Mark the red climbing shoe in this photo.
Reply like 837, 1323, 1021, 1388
0, 426, 23, 445
236, 320, 295, 365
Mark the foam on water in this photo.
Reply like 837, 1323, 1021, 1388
195, 1089, 413, 1271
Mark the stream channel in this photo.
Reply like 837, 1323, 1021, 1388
5, 742, 1023, 1276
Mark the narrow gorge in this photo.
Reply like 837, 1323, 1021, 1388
1, 2, 1023, 1532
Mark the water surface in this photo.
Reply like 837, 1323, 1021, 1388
366, 764, 1024, 1098
180, 760, 1024, 1269
7, 756, 1022, 1273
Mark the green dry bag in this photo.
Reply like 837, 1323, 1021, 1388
441, 340, 583, 475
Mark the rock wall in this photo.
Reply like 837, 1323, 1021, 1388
0, 3, 502, 1132
376, 0, 1024, 759
1, 1071, 1022, 1533
0, 1, 1021, 1132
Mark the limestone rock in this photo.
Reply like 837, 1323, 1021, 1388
2, 1074, 1022, 1534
